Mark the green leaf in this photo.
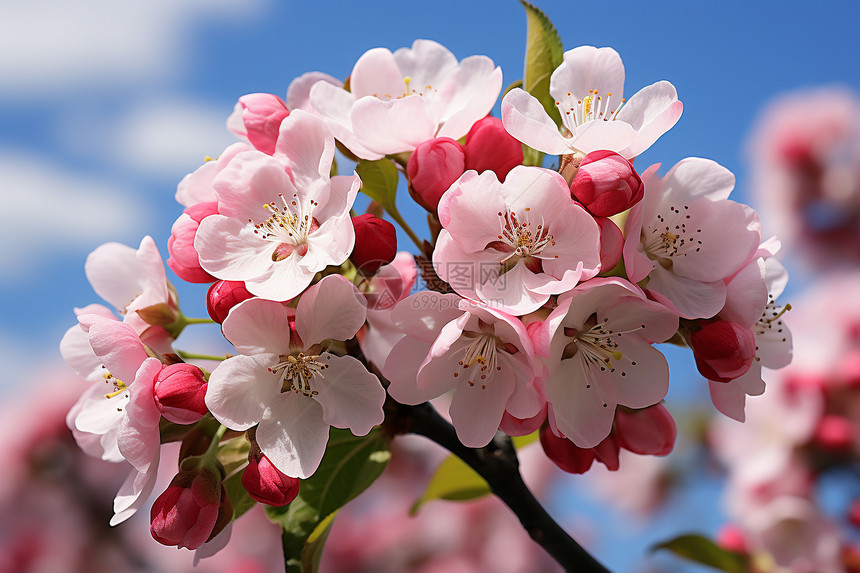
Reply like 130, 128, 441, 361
520, 1, 563, 127
410, 454, 490, 515
300, 511, 337, 572
355, 158, 399, 209
521, 144, 544, 168
266, 428, 391, 573
223, 468, 257, 520
217, 435, 250, 477
652, 534, 749, 573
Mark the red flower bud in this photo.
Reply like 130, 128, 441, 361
813, 415, 854, 452
595, 217, 624, 272
463, 116, 523, 181
570, 150, 643, 217
236, 93, 290, 155
690, 320, 756, 382
241, 452, 300, 506
539, 427, 595, 474
406, 137, 465, 212
614, 404, 677, 456
167, 201, 219, 283
350, 214, 397, 275
150, 465, 232, 550
206, 280, 254, 324
154, 363, 209, 425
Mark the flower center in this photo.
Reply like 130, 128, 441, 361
556, 89, 626, 129
372, 76, 438, 101
249, 193, 319, 262
641, 204, 703, 268
269, 352, 330, 397
493, 208, 557, 274
452, 325, 516, 389
102, 369, 129, 399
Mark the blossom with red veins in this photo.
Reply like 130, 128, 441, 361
623, 158, 762, 320
195, 110, 360, 302
64, 314, 163, 525
534, 277, 678, 448
383, 291, 541, 448
434, 166, 601, 315
308, 39, 502, 160
501, 45, 682, 160
205, 275, 384, 479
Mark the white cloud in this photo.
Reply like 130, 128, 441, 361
0, 151, 150, 281
0, 0, 265, 100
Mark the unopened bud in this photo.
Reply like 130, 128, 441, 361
614, 404, 677, 456
570, 150, 643, 217
539, 427, 595, 474
406, 137, 465, 213
154, 363, 208, 425
233, 93, 290, 155
150, 464, 232, 550
690, 320, 756, 382
167, 202, 219, 283
242, 451, 300, 507
350, 214, 397, 276
463, 116, 523, 181
813, 415, 854, 452
206, 280, 254, 324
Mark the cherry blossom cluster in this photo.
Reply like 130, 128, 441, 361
59, 38, 790, 557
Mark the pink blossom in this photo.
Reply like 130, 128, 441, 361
534, 277, 678, 448
308, 40, 502, 160
623, 158, 761, 319
195, 110, 360, 301
206, 275, 384, 478
286, 71, 342, 112
502, 46, 682, 159
434, 166, 601, 314
383, 291, 541, 447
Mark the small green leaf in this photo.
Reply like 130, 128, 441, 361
217, 435, 250, 477
521, 144, 544, 167
652, 534, 749, 573
223, 468, 257, 520
411, 454, 490, 515
266, 428, 391, 573
356, 158, 399, 209
301, 512, 337, 572
520, 1, 563, 127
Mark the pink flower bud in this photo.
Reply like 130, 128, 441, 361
236, 93, 290, 155
406, 137, 465, 212
350, 214, 397, 275
595, 217, 623, 272
570, 150, 643, 217
539, 427, 595, 474
463, 116, 523, 181
813, 415, 854, 452
614, 404, 677, 456
154, 363, 209, 425
690, 320, 756, 382
150, 465, 232, 550
167, 201, 219, 283
241, 452, 300, 506
716, 525, 749, 554
206, 280, 254, 324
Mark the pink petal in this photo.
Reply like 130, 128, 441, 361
350, 96, 437, 155
436, 170, 506, 252
287, 72, 342, 112
296, 275, 367, 346
308, 81, 383, 161
646, 265, 727, 320
313, 354, 384, 435
392, 40, 458, 90
545, 357, 615, 448
708, 379, 747, 422
195, 215, 273, 281
257, 394, 329, 479
501, 88, 570, 155
616, 81, 683, 158
206, 354, 281, 431
449, 365, 517, 447
222, 298, 292, 356
350, 47, 405, 99
436, 56, 502, 140
213, 151, 298, 222
82, 315, 148, 382
274, 110, 335, 191
390, 291, 465, 343
550, 46, 625, 111
661, 157, 736, 203
603, 337, 670, 409
117, 357, 162, 473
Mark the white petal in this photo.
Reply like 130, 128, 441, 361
501, 88, 569, 155
297, 275, 367, 346
206, 354, 280, 431
313, 354, 384, 435
222, 298, 292, 356
257, 394, 329, 479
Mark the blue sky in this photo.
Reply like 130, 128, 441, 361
1, 1, 859, 570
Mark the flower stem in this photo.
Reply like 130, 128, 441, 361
386, 204, 424, 251
176, 350, 226, 362
204, 424, 229, 460
398, 400, 612, 573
